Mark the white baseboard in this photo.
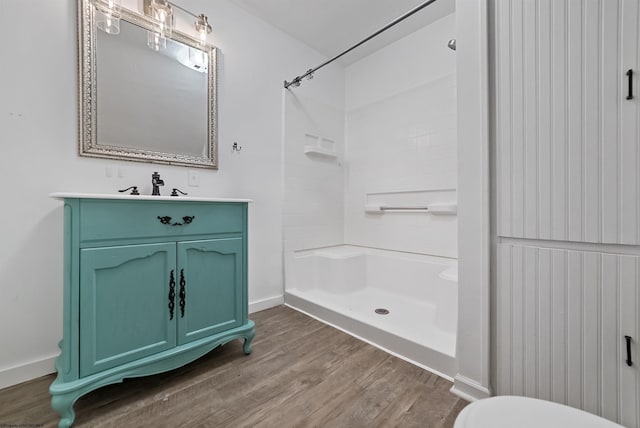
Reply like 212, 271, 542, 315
249, 295, 284, 314
450, 374, 492, 402
0, 355, 57, 391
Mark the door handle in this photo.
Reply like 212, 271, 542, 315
625, 335, 633, 367
168, 270, 175, 320
627, 69, 634, 100
179, 269, 186, 318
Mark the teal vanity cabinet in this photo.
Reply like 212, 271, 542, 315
49, 195, 254, 428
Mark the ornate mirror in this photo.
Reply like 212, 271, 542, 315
78, 0, 218, 168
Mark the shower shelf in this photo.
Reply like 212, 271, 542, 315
304, 146, 337, 159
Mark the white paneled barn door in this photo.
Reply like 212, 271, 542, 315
495, 0, 639, 244
492, 0, 640, 426
496, 244, 638, 425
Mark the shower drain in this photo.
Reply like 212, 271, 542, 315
374, 308, 390, 315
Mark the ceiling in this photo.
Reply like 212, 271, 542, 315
228, 0, 455, 65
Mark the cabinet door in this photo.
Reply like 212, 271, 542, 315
80, 243, 176, 376
496, 244, 639, 426
494, 0, 640, 244
177, 238, 243, 345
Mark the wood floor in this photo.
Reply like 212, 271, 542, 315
0, 306, 467, 427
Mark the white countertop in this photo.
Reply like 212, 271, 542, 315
49, 192, 253, 203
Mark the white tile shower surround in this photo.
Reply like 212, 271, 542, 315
283, 90, 345, 254
343, 73, 458, 257
283, 13, 457, 259
345, 13, 457, 112
285, 245, 458, 378
345, 74, 457, 191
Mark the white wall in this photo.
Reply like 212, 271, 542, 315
343, 14, 458, 258
0, 0, 340, 389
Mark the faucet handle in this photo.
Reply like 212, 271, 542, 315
171, 188, 188, 197
118, 186, 139, 195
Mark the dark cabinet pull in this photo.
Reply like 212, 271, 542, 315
168, 270, 175, 320
181, 216, 195, 225
625, 335, 633, 367
158, 216, 172, 225
179, 269, 186, 318
157, 216, 195, 226
627, 69, 634, 100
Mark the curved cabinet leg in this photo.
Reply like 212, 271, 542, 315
51, 391, 80, 428
243, 327, 255, 355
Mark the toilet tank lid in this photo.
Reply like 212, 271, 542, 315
454, 396, 623, 428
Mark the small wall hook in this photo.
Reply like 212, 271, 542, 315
232, 142, 242, 152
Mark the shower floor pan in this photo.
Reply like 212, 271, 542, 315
284, 246, 458, 379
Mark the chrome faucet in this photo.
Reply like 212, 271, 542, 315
151, 172, 164, 196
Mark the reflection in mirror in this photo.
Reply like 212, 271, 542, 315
97, 20, 208, 157
79, 0, 218, 168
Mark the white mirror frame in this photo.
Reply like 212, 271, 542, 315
78, 0, 218, 169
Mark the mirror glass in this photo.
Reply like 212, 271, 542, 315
79, 0, 218, 168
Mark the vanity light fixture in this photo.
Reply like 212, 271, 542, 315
93, 0, 213, 52
144, 0, 212, 51
147, 30, 167, 51
92, 0, 121, 34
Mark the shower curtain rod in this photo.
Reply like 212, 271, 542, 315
284, 0, 439, 89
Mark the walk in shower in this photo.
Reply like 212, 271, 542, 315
282, 1, 458, 378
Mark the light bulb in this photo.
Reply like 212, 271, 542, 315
149, 0, 173, 38
147, 31, 166, 51
194, 14, 211, 47
93, 0, 121, 34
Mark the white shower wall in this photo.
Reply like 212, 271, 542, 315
344, 13, 458, 258
283, 82, 346, 254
